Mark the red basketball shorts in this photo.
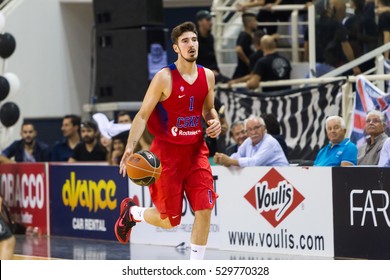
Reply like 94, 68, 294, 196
149, 138, 217, 226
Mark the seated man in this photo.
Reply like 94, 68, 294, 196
213, 115, 289, 167
246, 35, 291, 91
68, 121, 107, 162
358, 110, 388, 165
116, 111, 132, 124
314, 116, 357, 166
225, 121, 247, 156
0, 121, 50, 163
51, 114, 81, 162
261, 113, 289, 159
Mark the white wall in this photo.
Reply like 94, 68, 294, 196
1, 0, 94, 147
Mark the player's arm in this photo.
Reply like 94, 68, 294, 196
202, 68, 221, 139
119, 68, 170, 176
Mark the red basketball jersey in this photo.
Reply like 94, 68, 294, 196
148, 63, 208, 145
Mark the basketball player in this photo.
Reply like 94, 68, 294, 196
115, 21, 221, 260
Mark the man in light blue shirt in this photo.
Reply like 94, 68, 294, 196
213, 115, 289, 167
378, 138, 390, 167
314, 116, 357, 166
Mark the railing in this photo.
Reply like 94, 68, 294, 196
0, 0, 23, 15
211, 1, 315, 76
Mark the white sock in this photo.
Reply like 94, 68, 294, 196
129, 206, 146, 222
190, 244, 207, 260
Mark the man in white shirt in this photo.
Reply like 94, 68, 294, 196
213, 115, 289, 167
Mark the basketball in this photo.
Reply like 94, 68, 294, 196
126, 150, 162, 186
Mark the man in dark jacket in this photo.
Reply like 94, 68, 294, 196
0, 121, 50, 163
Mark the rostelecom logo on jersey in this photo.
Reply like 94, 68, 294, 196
244, 168, 305, 227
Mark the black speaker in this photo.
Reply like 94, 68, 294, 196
95, 27, 168, 103
93, 0, 164, 29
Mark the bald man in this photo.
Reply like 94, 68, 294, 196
247, 35, 291, 91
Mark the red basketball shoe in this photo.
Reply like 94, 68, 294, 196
114, 198, 137, 244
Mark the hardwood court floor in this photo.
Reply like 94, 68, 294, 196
12, 234, 329, 260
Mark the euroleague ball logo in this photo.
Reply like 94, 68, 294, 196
244, 168, 305, 227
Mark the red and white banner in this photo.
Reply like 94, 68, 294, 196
0, 163, 49, 235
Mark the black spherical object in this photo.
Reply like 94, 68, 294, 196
0, 32, 16, 59
0, 75, 9, 101
0, 101, 20, 127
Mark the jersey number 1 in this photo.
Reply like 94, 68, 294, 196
189, 96, 194, 111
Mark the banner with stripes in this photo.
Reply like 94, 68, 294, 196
217, 81, 344, 160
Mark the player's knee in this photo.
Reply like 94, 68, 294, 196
195, 209, 212, 220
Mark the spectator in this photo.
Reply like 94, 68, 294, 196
225, 121, 247, 156
112, 111, 152, 153
203, 97, 228, 158
378, 137, 390, 166
261, 113, 289, 159
247, 35, 291, 91
195, 10, 230, 83
237, 0, 289, 35
232, 13, 257, 79
108, 130, 129, 165
51, 114, 81, 162
93, 112, 131, 154
213, 115, 289, 167
0, 121, 50, 163
376, 0, 390, 60
68, 120, 107, 162
344, 0, 378, 72
358, 110, 388, 165
117, 111, 132, 124
227, 30, 266, 87
303, 0, 361, 76
314, 116, 358, 166
0, 195, 15, 260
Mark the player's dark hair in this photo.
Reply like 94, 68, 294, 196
171, 21, 198, 44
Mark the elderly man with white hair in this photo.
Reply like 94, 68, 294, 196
213, 115, 289, 167
358, 110, 388, 165
314, 116, 358, 166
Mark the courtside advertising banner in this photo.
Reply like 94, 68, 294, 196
49, 164, 128, 240
0, 163, 49, 234
129, 174, 221, 249
333, 167, 390, 259
216, 166, 334, 257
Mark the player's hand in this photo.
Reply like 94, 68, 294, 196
119, 147, 134, 177
206, 119, 221, 138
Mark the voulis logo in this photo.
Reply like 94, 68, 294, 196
244, 168, 305, 227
